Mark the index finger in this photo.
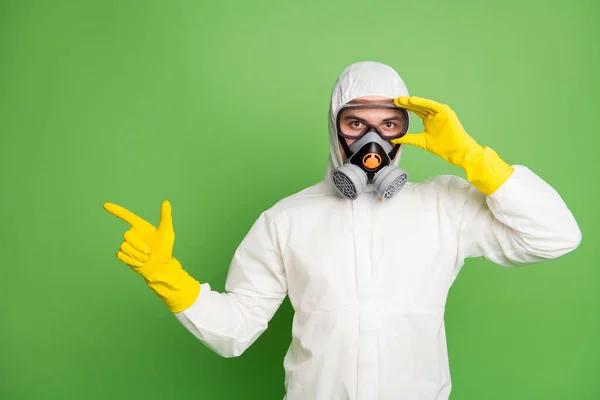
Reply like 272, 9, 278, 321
394, 96, 434, 116
104, 203, 155, 232
407, 96, 444, 113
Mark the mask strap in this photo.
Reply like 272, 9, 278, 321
338, 135, 353, 158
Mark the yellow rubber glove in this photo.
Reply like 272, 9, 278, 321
391, 96, 514, 195
104, 200, 200, 313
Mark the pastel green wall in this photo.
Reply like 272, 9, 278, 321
1, 1, 597, 399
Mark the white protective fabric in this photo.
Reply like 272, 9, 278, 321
175, 61, 581, 400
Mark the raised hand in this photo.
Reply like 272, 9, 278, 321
391, 96, 482, 167
392, 96, 514, 195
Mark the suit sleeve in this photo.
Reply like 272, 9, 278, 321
457, 165, 581, 266
173, 211, 288, 358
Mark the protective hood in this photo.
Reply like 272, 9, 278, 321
325, 61, 410, 182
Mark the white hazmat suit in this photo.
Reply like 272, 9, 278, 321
175, 61, 581, 400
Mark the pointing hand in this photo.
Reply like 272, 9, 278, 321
104, 200, 200, 313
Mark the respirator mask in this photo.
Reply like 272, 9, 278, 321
331, 101, 410, 200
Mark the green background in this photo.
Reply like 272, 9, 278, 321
1, 0, 598, 399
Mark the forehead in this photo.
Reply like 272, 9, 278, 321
339, 105, 405, 120
348, 95, 394, 103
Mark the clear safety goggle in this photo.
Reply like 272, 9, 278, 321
336, 102, 409, 140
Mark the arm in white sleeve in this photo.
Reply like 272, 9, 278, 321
174, 211, 288, 358
457, 165, 582, 266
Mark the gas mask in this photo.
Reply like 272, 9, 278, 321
331, 102, 410, 200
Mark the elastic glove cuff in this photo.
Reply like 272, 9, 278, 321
144, 258, 201, 313
462, 146, 514, 196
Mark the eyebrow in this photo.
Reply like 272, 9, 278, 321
341, 114, 367, 122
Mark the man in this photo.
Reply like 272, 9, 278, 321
104, 61, 581, 400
